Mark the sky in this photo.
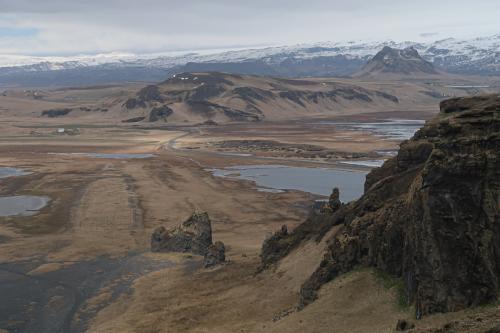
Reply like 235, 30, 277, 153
0, 0, 499, 56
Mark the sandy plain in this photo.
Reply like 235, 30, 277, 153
1, 77, 498, 332
0, 110, 408, 333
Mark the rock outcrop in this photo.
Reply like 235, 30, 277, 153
259, 225, 289, 271
204, 241, 226, 268
151, 212, 213, 255
124, 85, 164, 110
41, 108, 72, 117
396, 319, 415, 331
151, 212, 226, 266
149, 105, 173, 122
261, 95, 500, 318
327, 187, 342, 212
124, 97, 145, 109
122, 116, 146, 123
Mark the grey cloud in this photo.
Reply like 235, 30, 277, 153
0, 0, 448, 14
0, 0, 499, 55
420, 32, 439, 38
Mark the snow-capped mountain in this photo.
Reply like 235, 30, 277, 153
0, 35, 498, 87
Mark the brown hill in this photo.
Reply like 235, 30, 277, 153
260, 95, 500, 318
111, 72, 400, 123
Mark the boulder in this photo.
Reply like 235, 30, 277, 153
204, 241, 226, 268
396, 319, 415, 331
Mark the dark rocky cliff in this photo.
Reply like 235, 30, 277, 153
261, 95, 500, 318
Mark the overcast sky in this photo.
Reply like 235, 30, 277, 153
0, 0, 499, 56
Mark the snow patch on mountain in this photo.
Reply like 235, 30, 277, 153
0, 34, 498, 75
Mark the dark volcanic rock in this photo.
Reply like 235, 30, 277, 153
152, 212, 226, 267
200, 119, 218, 126
124, 98, 145, 109
124, 85, 164, 109
259, 204, 347, 272
204, 241, 226, 268
439, 95, 500, 114
122, 116, 145, 123
149, 105, 173, 122
375, 91, 400, 103
232, 86, 273, 103
223, 108, 260, 122
396, 319, 415, 331
410, 314, 500, 333
278, 91, 306, 106
259, 225, 289, 271
151, 212, 213, 255
356, 46, 438, 76
189, 83, 225, 101
137, 85, 163, 103
186, 100, 261, 122
261, 95, 500, 318
41, 108, 72, 117
186, 100, 218, 117
277, 87, 398, 105
327, 187, 342, 212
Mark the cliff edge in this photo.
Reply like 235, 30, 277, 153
261, 95, 500, 318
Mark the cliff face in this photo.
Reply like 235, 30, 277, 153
262, 95, 500, 317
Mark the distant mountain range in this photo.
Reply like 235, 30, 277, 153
0, 35, 498, 87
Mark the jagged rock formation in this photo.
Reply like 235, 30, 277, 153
260, 95, 500, 317
259, 225, 289, 271
204, 241, 226, 268
327, 187, 342, 212
151, 212, 213, 255
151, 212, 226, 266
355, 46, 438, 77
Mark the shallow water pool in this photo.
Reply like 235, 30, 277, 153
51, 153, 155, 159
320, 119, 425, 141
0, 167, 32, 179
0, 196, 50, 217
209, 164, 368, 202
